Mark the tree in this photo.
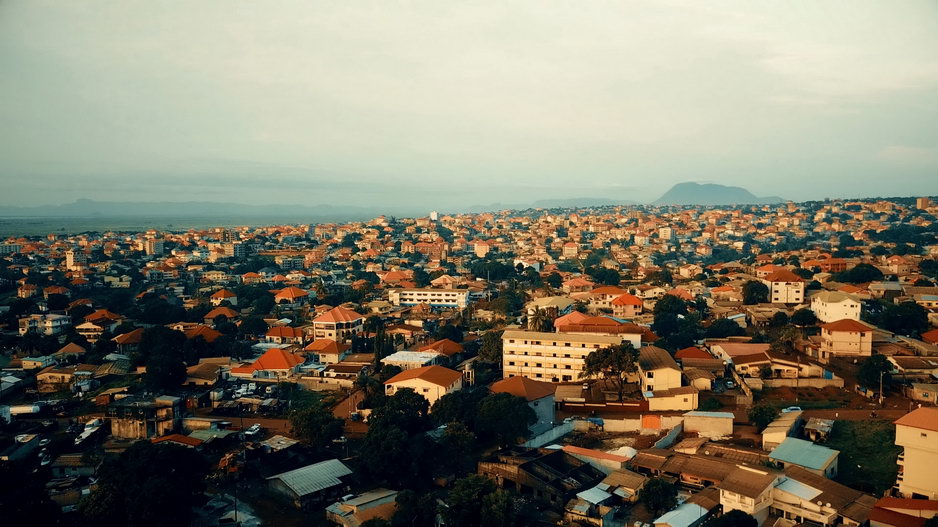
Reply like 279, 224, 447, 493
857, 354, 892, 392
748, 404, 779, 431
370, 388, 430, 434
790, 308, 818, 328
835, 263, 884, 284
877, 301, 928, 336
392, 490, 438, 527
435, 422, 480, 476
581, 342, 639, 401
435, 323, 464, 343
769, 311, 790, 328
290, 403, 344, 448
711, 510, 759, 527
475, 393, 536, 447
431, 389, 487, 428
639, 477, 678, 515
742, 281, 769, 305
924, 516, 938, 527
0, 459, 61, 525
479, 330, 504, 364
144, 349, 186, 391
546, 272, 563, 289
444, 475, 522, 527
706, 318, 746, 338
79, 442, 207, 526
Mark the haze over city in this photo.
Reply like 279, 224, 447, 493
2, 0, 938, 210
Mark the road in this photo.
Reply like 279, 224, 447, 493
332, 389, 368, 437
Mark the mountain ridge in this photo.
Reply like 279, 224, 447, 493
652, 182, 784, 205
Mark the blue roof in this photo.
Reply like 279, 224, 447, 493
768, 437, 838, 470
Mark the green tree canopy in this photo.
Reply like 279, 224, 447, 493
639, 477, 678, 515
748, 404, 779, 431
581, 341, 639, 401
742, 281, 769, 305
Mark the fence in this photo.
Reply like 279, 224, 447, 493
524, 421, 574, 448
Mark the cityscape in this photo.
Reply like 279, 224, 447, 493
2, 2, 938, 527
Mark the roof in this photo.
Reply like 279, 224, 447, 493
821, 318, 872, 332
210, 289, 237, 298
304, 339, 350, 355
267, 459, 353, 497
112, 328, 144, 345
502, 329, 623, 346
417, 338, 464, 357
274, 286, 309, 300
764, 269, 803, 283
205, 306, 239, 320
675, 347, 712, 359
684, 411, 734, 419
56, 342, 87, 355
768, 437, 838, 470
384, 365, 462, 387
490, 376, 556, 401
638, 346, 680, 371
718, 467, 779, 498
184, 325, 222, 343
563, 445, 630, 463
811, 291, 860, 304
712, 342, 770, 357
783, 465, 873, 520
232, 347, 305, 374
152, 434, 204, 447
611, 293, 643, 306
266, 326, 306, 338
313, 306, 364, 323
894, 407, 938, 432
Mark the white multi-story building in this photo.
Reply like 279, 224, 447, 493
762, 269, 805, 305
501, 330, 624, 383
810, 291, 861, 323
388, 288, 469, 309
18, 314, 71, 336
65, 249, 87, 271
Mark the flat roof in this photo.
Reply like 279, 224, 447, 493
769, 437, 838, 470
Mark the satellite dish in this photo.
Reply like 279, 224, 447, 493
817, 501, 823, 506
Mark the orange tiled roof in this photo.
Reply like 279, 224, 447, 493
231, 347, 305, 374
313, 306, 364, 324
418, 339, 464, 357
894, 407, 938, 432
384, 365, 462, 387
821, 319, 872, 332
611, 293, 642, 306
490, 376, 556, 401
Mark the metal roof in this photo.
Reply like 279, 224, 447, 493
267, 459, 352, 497
769, 437, 838, 470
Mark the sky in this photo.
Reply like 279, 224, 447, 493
1, 0, 937, 211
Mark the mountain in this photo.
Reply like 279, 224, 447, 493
652, 183, 784, 206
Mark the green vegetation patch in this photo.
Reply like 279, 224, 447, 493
824, 419, 899, 495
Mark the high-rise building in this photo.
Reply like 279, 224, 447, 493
501, 330, 625, 383
917, 197, 931, 210
65, 249, 87, 270
144, 239, 164, 256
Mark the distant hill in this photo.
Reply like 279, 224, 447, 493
652, 183, 784, 206
531, 197, 638, 208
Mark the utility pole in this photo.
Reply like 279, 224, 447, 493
879, 369, 885, 407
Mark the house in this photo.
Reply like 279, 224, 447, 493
112, 328, 144, 353
107, 395, 182, 439
387, 288, 470, 309
768, 437, 839, 478
312, 306, 365, 343
184, 362, 224, 386
490, 376, 557, 434
638, 346, 682, 393
22, 355, 57, 370
380, 350, 442, 371
417, 338, 464, 359
273, 286, 310, 306
230, 347, 305, 379
770, 466, 875, 526
304, 339, 351, 364
869, 497, 938, 527
526, 296, 576, 320
810, 291, 862, 323
553, 314, 645, 348
265, 325, 306, 345
50, 453, 99, 479
611, 293, 643, 318
54, 342, 87, 361
683, 411, 734, 439
204, 306, 239, 326
326, 489, 398, 527
477, 447, 606, 508
267, 459, 353, 510
894, 407, 938, 500
589, 286, 631, 311
654, 488, 720, 527
210, 288, 238, 306
762, 410, 803, 450
762, 269, 805, 305
36, 366, 77, 393
384, 365, 463, 408
717, 466, 781, 525
819, 319, 873, 360
18, 313, 71, 336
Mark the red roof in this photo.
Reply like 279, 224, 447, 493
231, 347, 305, 374
611, 293, 642, 306
384, 365, 462, 387
418, 339, 464, 357
205, 306, 239, 320
273, 286, 309, 300
266, 326, 306, 339
763, 269, 803, 283
675, 347, 712, 360
112, 328, 144, 345
592, 286, 629, 296
184, 325, 222, 343
821, 319, 872, 333
152, 434, 203, 447
313, 306, 364, 324
920, 328, 938, 345
490, 376, 556, 401
894, 407, 938, 432
304, 339, 350, 355
562, 445, 631, 462
210, 289, 237, 299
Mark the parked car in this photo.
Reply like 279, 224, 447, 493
725, 380, 736, 389
781, 406, 802, 413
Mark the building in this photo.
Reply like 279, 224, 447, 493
312, 306, 365, 343
501, 330, 625, 383
304, 339, 351, 364
638, 346, 682, 393
384, 365, 463, 408
209, 289, 238, 306
326, 488, 398, 527
380, 350, 442, 371
811, 291, 862, 323
717, 466, 781, 525
477, 447, 606, 508
65, 249, 87, 270
18, 313, 71, 336
819, 319, 873, 360
387, 288, 470, 309
490, 376, 557, 434
230, 347, 306, 379
107, 396, 182, 439
144, 238, 164, 256
762, 269, 805, 305
894, 407, 938, 500
683, 411, 734, 439
267, 459, 353, 510
768, 437, 839, 478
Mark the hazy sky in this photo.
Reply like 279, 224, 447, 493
2, 0, 937, 210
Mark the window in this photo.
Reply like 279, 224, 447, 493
646, 371, 654, 378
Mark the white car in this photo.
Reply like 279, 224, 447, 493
781, 406, 802, 413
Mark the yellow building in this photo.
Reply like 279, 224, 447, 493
501, 330, 624, 383
819, 319, 873, 360
894, 407, 938, 500
384, 365, 463, 409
